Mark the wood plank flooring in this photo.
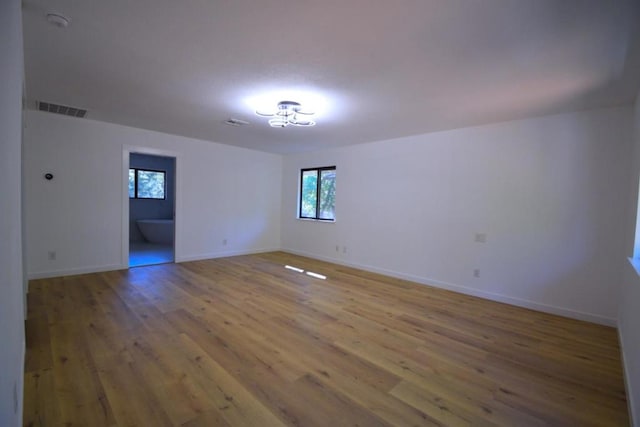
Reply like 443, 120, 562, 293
24, 251, 629, 426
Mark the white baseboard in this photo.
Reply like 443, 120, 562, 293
282, 247, 617, 327
618, 327, 637, 427
174, 247, 280, 263
19, 338, 25, 420
27, 263, 125, 280
26, 247, 280, 280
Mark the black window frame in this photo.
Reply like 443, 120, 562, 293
129, 168, 167, 200
299, 166, 336, 221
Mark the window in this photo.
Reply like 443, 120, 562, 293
129, 168, 166, 199
299, 166, 336, 220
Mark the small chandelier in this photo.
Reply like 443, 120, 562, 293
256, 101, 315, 128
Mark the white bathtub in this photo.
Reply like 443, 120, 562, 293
136, 219, 174, 244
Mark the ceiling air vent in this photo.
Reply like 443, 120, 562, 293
38, 101, 87, 118
224, 118, 249, 127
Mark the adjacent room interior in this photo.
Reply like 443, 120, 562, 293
2, 0, 640, 425
128, 152, 176, 268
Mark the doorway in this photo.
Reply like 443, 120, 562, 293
127, 152, 176, 267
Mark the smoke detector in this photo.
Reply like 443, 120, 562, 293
46, 13, 71, 28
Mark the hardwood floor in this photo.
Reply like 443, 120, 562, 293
24, 252, 629, 426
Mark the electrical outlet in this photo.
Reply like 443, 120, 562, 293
335, 245, 339, 252
342, 246, 347, 254
473, 269, 480, 278
222, 239, 227, 246
47, 250, 56, 261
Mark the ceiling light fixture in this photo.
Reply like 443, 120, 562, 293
256, 101, 315, 128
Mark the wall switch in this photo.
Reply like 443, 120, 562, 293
342, 246, 347, 254
474, 233, 487, 243
47, 251, 56, 261
473, 269, 480, 278
335, 245, 339, 252
222, 239, 227, 246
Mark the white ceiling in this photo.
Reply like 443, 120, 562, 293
22, 0, 640, 154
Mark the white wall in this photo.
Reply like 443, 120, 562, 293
24, 111, 282, 278
282, 107, 633, 325
0, 0, 25, 424
619, 92, 640, 426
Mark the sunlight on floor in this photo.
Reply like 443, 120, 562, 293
284, 264, 326, 280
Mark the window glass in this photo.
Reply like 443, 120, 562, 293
319, 169, 336, 220
301, 170, 318, 218
137, 170, 165, 199
299, 166, 335, 220
128, 169, 135, 198
129, 168, 165, 199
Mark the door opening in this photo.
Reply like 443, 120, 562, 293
127, 152, 176, 267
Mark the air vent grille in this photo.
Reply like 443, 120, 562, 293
224, 118, 249, 127
38, 101, 87, 118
